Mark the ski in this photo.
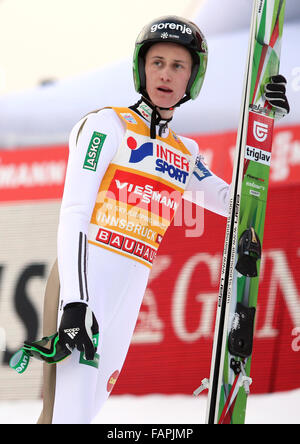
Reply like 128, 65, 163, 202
195, 0, 287, 424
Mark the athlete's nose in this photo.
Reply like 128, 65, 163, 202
159, 65, 172, 82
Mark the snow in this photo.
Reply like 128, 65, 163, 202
0, 390, 299, 424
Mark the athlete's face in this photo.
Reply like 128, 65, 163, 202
145, 42, 192, 114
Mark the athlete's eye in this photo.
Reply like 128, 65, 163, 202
174, 63, 184, 70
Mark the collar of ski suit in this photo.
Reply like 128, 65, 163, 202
130, 97, 173, 139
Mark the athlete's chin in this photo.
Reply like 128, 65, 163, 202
151, 94, 179, 110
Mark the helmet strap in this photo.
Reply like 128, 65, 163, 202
130, 96, 173, 139
149, 93, 191, 138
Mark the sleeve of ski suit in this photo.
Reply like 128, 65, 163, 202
181, 136, 231, 217
57, 109, 124, 307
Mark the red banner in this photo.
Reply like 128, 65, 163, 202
0, 145, 67, 202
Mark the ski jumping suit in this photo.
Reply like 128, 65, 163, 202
52, 100, 230, 423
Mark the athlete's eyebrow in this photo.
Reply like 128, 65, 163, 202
173, 59, 188, 64
150, 55, 188, 64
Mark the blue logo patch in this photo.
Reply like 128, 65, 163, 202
193, 161, 212, 181
129, 141, 153, 163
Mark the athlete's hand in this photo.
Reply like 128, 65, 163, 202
58, 302, 99, 361
264, 74, 290, 119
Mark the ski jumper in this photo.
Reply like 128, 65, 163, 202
52, 101, 230, 423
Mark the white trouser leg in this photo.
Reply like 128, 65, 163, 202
92, 265, 148, 418
52, 247, 149, 424
52, 349, 99, 424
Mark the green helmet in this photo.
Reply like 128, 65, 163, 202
133, 15, 208, 105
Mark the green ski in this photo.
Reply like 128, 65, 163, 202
196, 0, 287, 424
